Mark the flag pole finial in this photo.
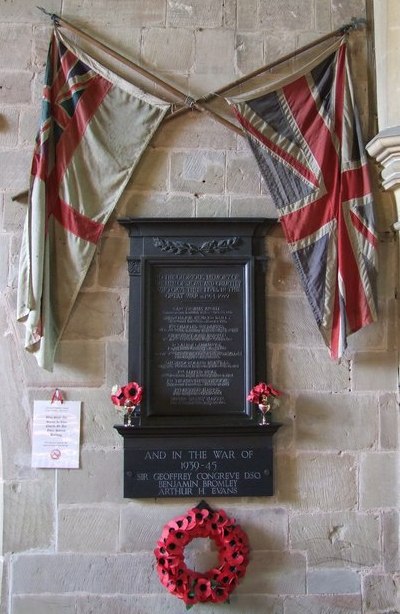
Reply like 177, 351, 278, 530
37, 6, 60, 25
340, 17, 367, 35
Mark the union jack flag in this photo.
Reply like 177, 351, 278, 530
17, 29, 169, 370
228, 39, 378, 359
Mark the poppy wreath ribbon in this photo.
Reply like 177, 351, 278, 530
154, 502, 249, 608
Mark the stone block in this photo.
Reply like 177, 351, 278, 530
383, 511, 400, 573
308, 568, 361, 594
62, 0, 166, 27
13, 595, 76, 614
226, 150, 261, 193
277, 453, 357, 511
315, 0, 332, 31
22, 339, 105, 387
132, 148, 169, 192
3, 478, 54, 553
284, 595, 362, 613
167, 0, 223, 27
346, 307, 388, 352
97, 235, 129, 289
81, 25, 142, 65
237, 0, 258, 29
228, 506, 288, 550
195, 30, 235, 73
0, 150, 32, 190
105, 340, 129, 389
267, 296, 325, 347
0, 72, 32, 105
0, 558, 9, 614
153, 112, 237, 150
75, 594, 283, 614
273, 348, 350, 393
0, 234, 9, 291
3, 194, 27, 231
19, 106, 39, 146
266, 227, 291, 261
170, 150, 225, 194
57, 448, 122, 504
195, 195, 229, 217
0, 305, 43, 481
290, 511, 380, 568
236, 550, 306, 594
32, 25, 53, 70
0, 25, 32, 70
376, 239, 397, 301
119, 190, 195, 218
259, 1, 314, 31
352, 351, 398, 392
11, 552, 161, 595
360, 452, 400, 509
120, 503, 287, 553
331, 0, 366, 28
32, 67, 45, 101
142, 28, 194, 72
235, 33, 264, 75
296, 393, 378, 451
264, 32, 296, 65
362, 573, 400, 613
230, 195, 277, 218
188, 70, 238, 98
379, 393, 399, 450
223, 0, 236, 28
120, 501, 198, 552
63, 291, 124, 340
58, 506, 120, 553
8, 233, 22, 290
0, 0, 60, 23
0, 109, 18, 147
269, 258, 303, 294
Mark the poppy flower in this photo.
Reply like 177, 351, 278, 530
185, 507, 210, 530
110, 385, 126, 406
247, 381, 280, 404
122, 381, 143, 405
195, 578, 213, 601
210, 585, 230, 603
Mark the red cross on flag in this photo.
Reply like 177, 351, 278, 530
227, 39, 378, 359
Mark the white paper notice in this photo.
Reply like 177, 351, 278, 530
31, 400, 81, 468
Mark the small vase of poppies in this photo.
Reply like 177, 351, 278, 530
247, 382, 280, 426
111, 381, 144, 426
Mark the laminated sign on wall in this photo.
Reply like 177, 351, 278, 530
31, 396, 81, 468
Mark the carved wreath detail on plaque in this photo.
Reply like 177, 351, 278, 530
153, 236, 241, 256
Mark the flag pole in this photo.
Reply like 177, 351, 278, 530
165, 17, 367, 122
36, 7, 244, 136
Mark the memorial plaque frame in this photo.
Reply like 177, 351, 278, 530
118, 217, 276, 428
116, 217, 282, 498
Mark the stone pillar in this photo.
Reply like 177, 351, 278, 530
366, 1, 400, 232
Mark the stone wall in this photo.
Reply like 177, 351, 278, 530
0, 1, 399, 613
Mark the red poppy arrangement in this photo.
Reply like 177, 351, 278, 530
111, 381, 143, 407
247, 382, 280, 405
154, 503, 249, 608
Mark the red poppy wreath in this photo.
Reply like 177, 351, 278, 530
154, 502, 249, 608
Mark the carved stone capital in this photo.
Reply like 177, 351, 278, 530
367, 126, 400, 191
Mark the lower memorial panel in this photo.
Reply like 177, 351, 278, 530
123, 435, 274, 498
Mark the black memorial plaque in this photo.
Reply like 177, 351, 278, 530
115, 425, 280, 498
148, 262, 247, 416
116, 218, 281, 499
119, 218, 275, 427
